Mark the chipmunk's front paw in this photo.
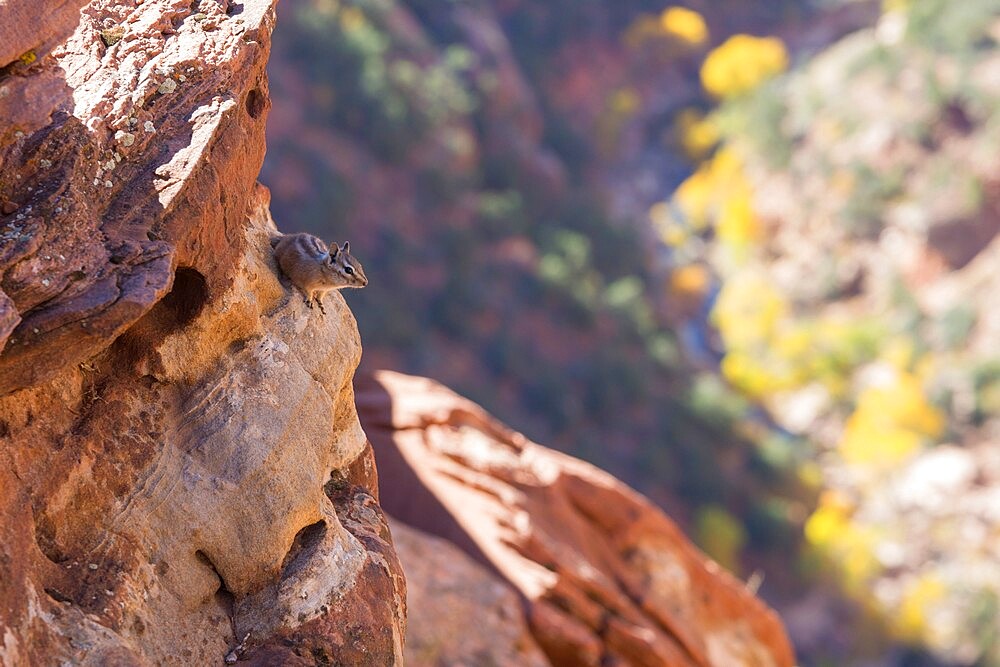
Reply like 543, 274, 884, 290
317, 300, 327, 315
304, 296, 314, 309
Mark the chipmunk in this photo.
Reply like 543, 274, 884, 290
270, 233, 368, 314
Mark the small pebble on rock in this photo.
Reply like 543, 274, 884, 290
115, 130, 135, 147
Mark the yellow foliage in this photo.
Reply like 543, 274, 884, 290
804, 490, 852, 546
708, 146, 744, 180
674, 107, 720, 159
773, 327, 812, 360
670, 264, 711, 299
660, 7, 709, 46
882, 336, 916, 371
805, 491, 881, 591
895, 574, 946, 640
838, 370, 945, 466
797, 461, 824, 489
714, 276, 799, 397
713, 273, 787, 350
839, 422, 921, 466
661, 225, 688, 246
649, 202, 690, 247
839, 527, 881, 591
624, 8, 709, 51
339, 6, 366, 32
710, 269, 883, 397
672, 146, 753, 238
700, 34, 788, 99
882, 0, 913, 13
18, 50, 36, 65
716, 189, 760, 250
674, 165, 715, 228
863, 371, 945, 438
721, 351, 798, 396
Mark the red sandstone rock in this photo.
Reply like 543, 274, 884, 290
391, 519, 549, 667
0, 288, 19, 354
0, 1, 405, 664
0, 0, 88, 69
357, 370, 796, 667
0, 0, 275, 394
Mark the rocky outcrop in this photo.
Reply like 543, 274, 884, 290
358, 371, 795, 667
0, 2, 404, 665
391, 519, 549, 666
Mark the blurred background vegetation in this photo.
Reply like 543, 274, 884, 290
262, 0, 1000, 664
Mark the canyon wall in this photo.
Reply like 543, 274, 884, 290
0, 2, 403, 664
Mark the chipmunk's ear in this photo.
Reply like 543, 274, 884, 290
329, 243, 339, 260
342, 241, 350, 254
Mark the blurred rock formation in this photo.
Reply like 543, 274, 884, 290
358, 371, 795, 667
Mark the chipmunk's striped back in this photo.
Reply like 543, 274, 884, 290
295, 234, 329, 261
271, 232, 368, 315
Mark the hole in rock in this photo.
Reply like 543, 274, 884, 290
228, 337, 251, 355
161, 267, 208, 329
226, 2, 244, 17
106, 267, 207, 373
34, 511, 69, 564
281, 520, 327, 578
44, 587, 74, 604
245, 88, 265, 119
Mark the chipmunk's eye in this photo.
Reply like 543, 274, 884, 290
345, 266, 354, 275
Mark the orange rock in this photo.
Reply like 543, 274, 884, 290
391, 519, 549, 667
0, 1, 405, 664
358, 370, 796, 667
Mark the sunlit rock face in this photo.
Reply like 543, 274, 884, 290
358, 370, 796, 667
0, 2, 404, 664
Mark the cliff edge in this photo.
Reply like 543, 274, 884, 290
0, 2, 404, 664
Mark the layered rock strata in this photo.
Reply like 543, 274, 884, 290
0, 2, 404, 664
